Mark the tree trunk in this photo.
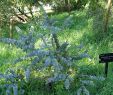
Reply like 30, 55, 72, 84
104, 0, 112, 32
67, 0, 71, 14
64, 0, 71, 13
9, 19, 13, 38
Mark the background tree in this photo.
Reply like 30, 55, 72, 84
87, 0, 113, 34
104, 0, 112, 32
0, 0, 13, 37
0, 0, 39, 38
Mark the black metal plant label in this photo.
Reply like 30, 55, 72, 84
99, 53, 113, 77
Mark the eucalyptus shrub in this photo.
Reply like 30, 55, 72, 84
0, 6, 105, 95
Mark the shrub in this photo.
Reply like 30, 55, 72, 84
0, 6, 105, 95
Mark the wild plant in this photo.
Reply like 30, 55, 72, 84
0, 5, 105, 95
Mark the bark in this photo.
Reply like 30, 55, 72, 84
9, 19, 13, 38
64, 0, 71, 13
104, 0, 112, 32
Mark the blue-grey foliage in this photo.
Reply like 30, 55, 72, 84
1, 31, 36, 53
0, 69, 24, 95
0, 5, 103, 94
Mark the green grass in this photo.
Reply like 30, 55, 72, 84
1, 10, 113, 94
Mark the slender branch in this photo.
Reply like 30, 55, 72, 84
17, 8, 30, 19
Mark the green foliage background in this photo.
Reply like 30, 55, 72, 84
0, 0, 113, 95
